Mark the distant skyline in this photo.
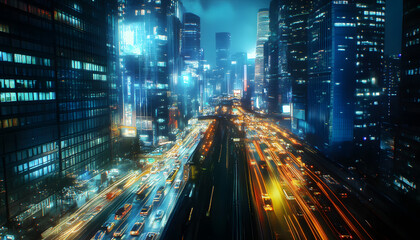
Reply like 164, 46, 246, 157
183, 0, 402, 66
183, 0, 270, 66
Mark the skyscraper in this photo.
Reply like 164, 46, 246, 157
0, 0, 114, 224
287, 0, 311, 134
230, 52, 247, 95
215, 32, 231, 95
179, 12, 201, 123
306, 0, 386, 167
254, 9, 270, 108
119, 0, 183, 145
393, 0, 420, 207
182, 13, 201, 62
353, 0, 385, 173
307, 0, 357, 159
383, 54, 401, 123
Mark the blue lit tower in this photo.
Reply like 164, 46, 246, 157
307, 0, 357, 158
230, 52, 248, 96
182, 13, 201, 62
255, 9, 270, 108
119, 0, 183, 145
215, 32, 231, 95
179, 12, 201, 123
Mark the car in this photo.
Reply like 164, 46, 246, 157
260, 161, 267, 169
156, 186, 165, 195
174, 179, 181, 189
151, 166, 158, 174
93, 205, 103, 215
91, 230, 105, 240
155, 210, 164, 220
113, 224, 128, 238
101, 222, 115, 233
153, 192, 163, 203
141, 174, 150, 181
115, 204, 132, 220
130, 222, 145, 236
145, 232, 158, 240
140, 204, 153, 216
262, 194, 273, 211
66, 216, 78, 225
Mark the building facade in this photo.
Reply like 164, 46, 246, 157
0, 0, 114, 224
215, 32, 231, 96
353, 0, 385, 173
119, 0, 183, 145
307, 0, 357, 159
254, 9, 270, 107
394, 0, 420, 207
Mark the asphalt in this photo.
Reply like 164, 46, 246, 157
162, 117, 257, 240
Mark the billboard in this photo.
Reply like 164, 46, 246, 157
120, 126, 137, 138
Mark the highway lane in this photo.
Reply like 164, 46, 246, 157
162, 117, 257, 240
234, 106, 383, 240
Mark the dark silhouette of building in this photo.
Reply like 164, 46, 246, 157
394, 0, 420, 208
383, 54, 401, 123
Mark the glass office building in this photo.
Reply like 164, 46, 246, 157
307, 0, 357, 158
0, 0, 113, 224
254, 9, 270, 107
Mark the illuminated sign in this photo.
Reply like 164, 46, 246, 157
282, 105, 291, 114
120, 23, 144, 56
121, 126, 137, 137
233, 89, 241, 97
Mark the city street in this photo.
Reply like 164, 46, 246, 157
41, 121, 212, 240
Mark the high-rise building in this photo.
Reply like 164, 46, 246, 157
254, 9, 270, 106
182, 13, 201, 62
307, 0, 357, 159
230, 52, 248, 96
119, 0, 183, 145
179, 13, 201, 123
393, 0, 420, 207
287, 0, 311, 134
353, 0, 385, 173
383, 54, 401, 123
215, 32, 231, 95
0, 0, 114, 224
265, 0, 310, 122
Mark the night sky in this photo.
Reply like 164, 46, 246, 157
183, 0, 402, 66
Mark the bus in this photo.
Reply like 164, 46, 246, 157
166, 169, 178, 184
115, 204, 132, 220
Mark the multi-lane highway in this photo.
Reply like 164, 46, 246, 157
162, 113, 257, 240
232, 106, 402, 240
42, 120, 212, 240
43, 102, 405, 240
